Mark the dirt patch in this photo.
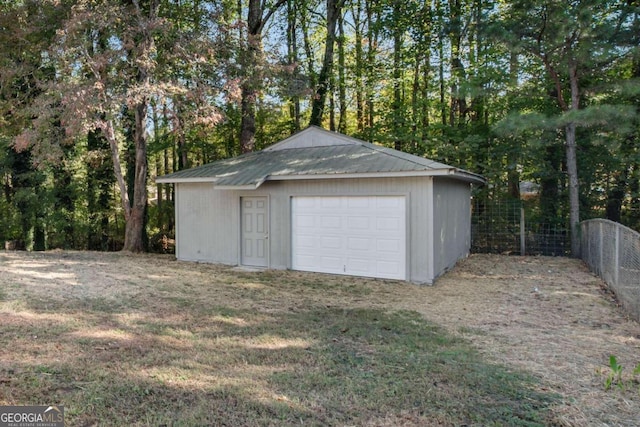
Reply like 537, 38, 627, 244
1, 251, 639, 426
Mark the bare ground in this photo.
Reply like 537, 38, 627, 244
1, 251, 639, 426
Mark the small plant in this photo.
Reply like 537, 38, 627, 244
604, 355, 623, 391
603, 355, 640, 393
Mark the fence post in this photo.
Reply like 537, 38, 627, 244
614, 223, 620, 286
520, 207, 525, 256
580, 221, 591, 264
599, 221, 603, 275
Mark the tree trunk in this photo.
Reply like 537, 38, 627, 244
392, 0, 403, 151
239, 0, 261, 153
309, 0, 341, 126
104, 0, 158, 252
103, 119, 131, 223
353, 0, 365, 132
176, 104, 189, 169
123, 99, 149, 252
153, 104, 164, 232
329, 78, 336, 130
286, 0, 301, 131
421, 44, 431, 148
164, 144, 173, 232
628, 50, 640, 228
411, 59, 420, 153
449, 0, 467, 127
437, 0, 446, 127
507, 50, 520, 199
565, 121, 580, 256
541, 48, 581, 256
240, 82, 257, 153
365, 0, 377, 140
337, 12, 347, 133
566, 61, 581, 257
240, 0, 286, 152
300, 5, 316, 94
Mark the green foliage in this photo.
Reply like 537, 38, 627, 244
1, 0, 640, 249
603, 355, 640, 393
604, 355, 624, 390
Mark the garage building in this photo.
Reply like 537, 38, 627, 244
156, 126, 484, 283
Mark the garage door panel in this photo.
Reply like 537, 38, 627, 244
377, 238, 401, 252
346, 257, 374, 274
320, 216, 342, 229
377, 217, 402, 231
378, 260, 402, 276
347, 216, 370, 229
292, 196, 406, 280
297, 254, 341, 268
294, 254, 316, 268
320, 256, 343, 270
347, 197, 370, 208
296, 215, 316, 228
294, 234, 316, 248
347, 237, 371, 251
321, 236, 343, 249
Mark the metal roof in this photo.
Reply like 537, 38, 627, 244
156, 127, 485, 188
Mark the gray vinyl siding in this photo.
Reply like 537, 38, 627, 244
432, 178, 472, 278
175, 182, 239, 264
174, 176, 434, 283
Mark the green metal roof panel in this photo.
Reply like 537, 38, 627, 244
156, 128, 485, 186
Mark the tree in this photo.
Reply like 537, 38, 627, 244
496, 0, 638, 255
0, 0, 71, 250
239, 0, 287, 152
22, 0, 224, 252
86, 127, 114, 250
309, 0, 343, 126
2, 0, 640, 254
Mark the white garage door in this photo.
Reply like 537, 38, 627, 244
291, 196, 406, 280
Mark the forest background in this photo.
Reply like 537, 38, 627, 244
1, 0, 639, 254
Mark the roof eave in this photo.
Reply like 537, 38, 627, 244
267, 169, 486, 184
156, 169, 485, 187
213, 184, 262, 190
155, 176, 218, 184
443, 170, 487, 185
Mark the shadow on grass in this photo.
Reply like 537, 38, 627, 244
270, 308, 558, 426
2, 301, 558, 426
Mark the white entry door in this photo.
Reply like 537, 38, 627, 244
291, 196, 406, 280
241, 197, 268, 267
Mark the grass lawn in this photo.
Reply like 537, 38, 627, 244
1, 251, 637, 426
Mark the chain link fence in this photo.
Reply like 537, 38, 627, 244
581, 219, 640, 322
471, 198, 570, 256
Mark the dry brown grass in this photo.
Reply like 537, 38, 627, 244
0, 251, 639, 426
416, 255, 640, 427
